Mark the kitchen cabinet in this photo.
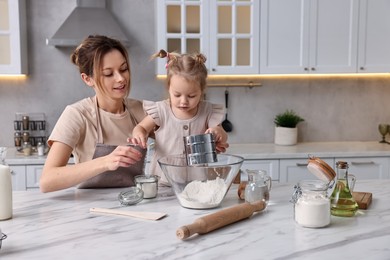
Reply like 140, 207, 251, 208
10, 165, 26, 191
156, 0, 259, 75
334, 157, 390, 179
268, 156, 390, 183
247, 156, 390, 183
229, 142, 390, 183
260, 0, 359, 74
9, 164, 43, 190
279, 158, 335, 183
241, 159, 279, 182
0, 0, 27, 75
26, 164, 43, 190
357, 0, 390, 73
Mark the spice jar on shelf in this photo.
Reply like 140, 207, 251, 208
14, 132, 22, 147
22, 132, 30, 143
22, 116, 29, 130
22, 142, 32, 156
37, 142, 45, 156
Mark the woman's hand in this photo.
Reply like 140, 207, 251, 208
40, 142, 145, 193
105, 145, 144, 171
205, 126, 229, 153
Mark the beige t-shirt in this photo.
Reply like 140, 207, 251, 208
144, 99, 225, 184
48, 96, 145, 164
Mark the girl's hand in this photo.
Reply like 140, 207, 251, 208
128, 116, 156, 149
205, 126, 229, 153
128, 125, 149, 149
127, 135, 148, 149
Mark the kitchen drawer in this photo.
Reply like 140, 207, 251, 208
241, 159, 279, 182
334, 157, 390, 179
26, 165, 43, 189
10, 165, 27, 191
279, 158, 335, 183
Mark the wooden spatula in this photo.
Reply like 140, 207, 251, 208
90, 207, 167, 221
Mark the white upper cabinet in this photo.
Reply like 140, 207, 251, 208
157, 0, 390, 75
260, 0, 359, 74
156, 0, 207, 75
357, 0, 390, 73
208, 0, 259, 74
0, 0, 27, 75
156, 0, 259, 75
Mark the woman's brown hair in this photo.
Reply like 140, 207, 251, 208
71, 35, 131, 96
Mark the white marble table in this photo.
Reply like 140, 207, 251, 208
0, 180, 389, 260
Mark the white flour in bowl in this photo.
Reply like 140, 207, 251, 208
178, 177, 228, 209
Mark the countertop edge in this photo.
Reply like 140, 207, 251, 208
4, 141, 390, 164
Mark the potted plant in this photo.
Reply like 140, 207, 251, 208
274, 109, 304, 145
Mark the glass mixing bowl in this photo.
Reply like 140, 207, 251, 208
158, 154, 244, 209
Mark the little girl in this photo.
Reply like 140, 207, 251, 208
130, 50, 229, 185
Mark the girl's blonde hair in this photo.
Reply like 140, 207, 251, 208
71, 35, 131, 96
152, 49, 208, 93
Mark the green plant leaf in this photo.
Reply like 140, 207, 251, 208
274, 109, 304, 128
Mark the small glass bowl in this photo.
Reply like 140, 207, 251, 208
118, 187, 144, 206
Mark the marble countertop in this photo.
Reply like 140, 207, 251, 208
227, 141, 390, 159
0, 180, 389, 259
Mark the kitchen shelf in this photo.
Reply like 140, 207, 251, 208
208, 81, 262, 88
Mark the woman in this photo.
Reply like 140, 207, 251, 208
40, 35, 147, 192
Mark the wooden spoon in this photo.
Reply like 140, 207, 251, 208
222, 90, 233, 132
90, 207, 166, 221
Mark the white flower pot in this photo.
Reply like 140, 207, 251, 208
274, 126, 298, 146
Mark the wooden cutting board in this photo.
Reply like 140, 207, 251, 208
352, 191, 372, 209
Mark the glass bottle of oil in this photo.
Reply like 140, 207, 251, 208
330, 161, 358, 217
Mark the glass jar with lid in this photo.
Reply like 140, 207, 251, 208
22, 142, 32, 156
37, 142, 45, 156
291, 180, 331, 228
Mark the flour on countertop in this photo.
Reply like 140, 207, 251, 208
179, 177, 227, 209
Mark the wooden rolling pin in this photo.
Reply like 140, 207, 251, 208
176, 201, 266, 240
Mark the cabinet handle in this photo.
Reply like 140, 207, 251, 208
212, 68, 216, 72
311, 67, 315, 71
359, 67, 365, 70
296, 163, 308, 167
304, 67, 309, 71
350, 161, 374, 165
